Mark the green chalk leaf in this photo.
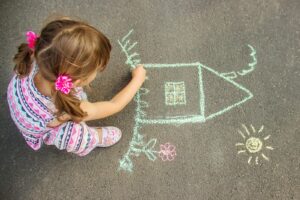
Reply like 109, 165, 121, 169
143, 138, 157, 151
139, 101, 149, 108
139, 88, 149, 95
130, 146, 142, 156
133, 59, 141, 65
144, 149, 157, 161
119, 156, 133, 172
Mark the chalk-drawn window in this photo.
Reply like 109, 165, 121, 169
165, 82, 186, 105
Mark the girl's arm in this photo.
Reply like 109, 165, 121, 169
47, 65, 146, 127
80, 65, 146, 122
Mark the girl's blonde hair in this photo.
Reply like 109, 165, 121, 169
13, 17, 112, 123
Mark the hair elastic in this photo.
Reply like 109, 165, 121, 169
55, 74, 74, 94
26, 31, 38, 50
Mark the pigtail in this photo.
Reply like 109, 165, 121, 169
31, 17, 112, 123
13, 43, 33, 77
53, 88, 88, 123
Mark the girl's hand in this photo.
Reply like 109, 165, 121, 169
46, 113, 71, 127
132, 64, 146, 83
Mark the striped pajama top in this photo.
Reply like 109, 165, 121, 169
6, 62, 101, 156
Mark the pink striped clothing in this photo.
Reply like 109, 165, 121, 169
7, 62, 101, 156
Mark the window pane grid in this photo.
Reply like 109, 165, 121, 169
165, 82, 186, 105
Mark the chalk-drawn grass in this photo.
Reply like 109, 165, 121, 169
118, 29, 257, 172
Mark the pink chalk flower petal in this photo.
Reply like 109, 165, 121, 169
160, 144, 166, 151
167, 154, 175, 161
158, 142, 177, 162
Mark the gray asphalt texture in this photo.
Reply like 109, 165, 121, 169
0, 0, 299, 199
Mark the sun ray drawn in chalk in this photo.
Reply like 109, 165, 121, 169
235, 124, 274, 165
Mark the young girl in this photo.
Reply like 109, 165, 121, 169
7, 17, 146, 156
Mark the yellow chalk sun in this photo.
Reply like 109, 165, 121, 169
235, 124, 274, 165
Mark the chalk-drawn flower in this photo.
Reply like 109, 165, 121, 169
158, 142, 176, 161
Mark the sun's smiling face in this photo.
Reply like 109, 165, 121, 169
236, 124, 274, 165
245, 137, 263, 153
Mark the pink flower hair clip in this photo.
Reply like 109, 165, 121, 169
26, 31, 38, 50
55, 74, 74, 94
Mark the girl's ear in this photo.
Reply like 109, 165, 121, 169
73, 79, 82, 87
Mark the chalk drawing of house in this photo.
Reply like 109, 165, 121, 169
137, 63, 253, 124
117, 29, 257, 172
